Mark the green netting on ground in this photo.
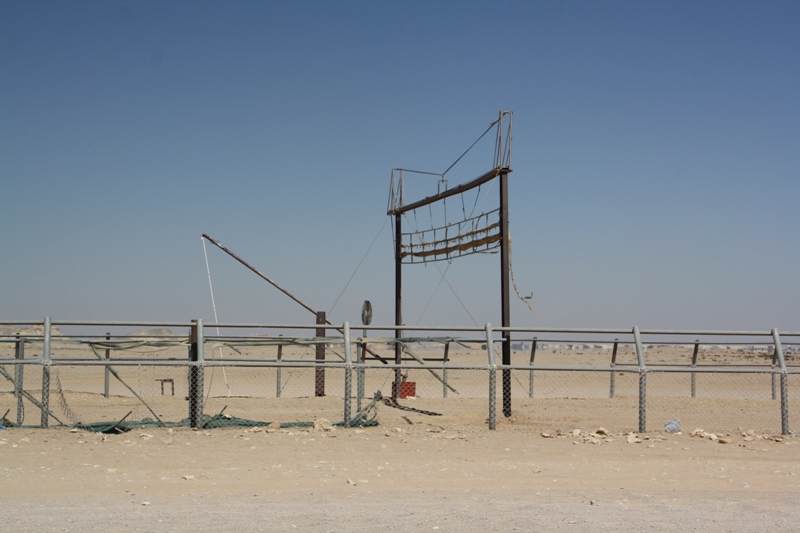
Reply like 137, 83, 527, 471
0, 391, 383, 434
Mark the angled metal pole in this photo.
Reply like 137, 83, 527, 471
202, 233, 389, 365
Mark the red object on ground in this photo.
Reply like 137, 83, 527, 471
392, 381, 416, 399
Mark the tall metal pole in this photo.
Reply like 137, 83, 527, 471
499, 170, 512, 417
394, 212, 403, 398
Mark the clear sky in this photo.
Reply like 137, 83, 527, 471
1, 0, 798, 332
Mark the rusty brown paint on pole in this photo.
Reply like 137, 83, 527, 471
500, 170, 512, 417
394, 212, 403, 398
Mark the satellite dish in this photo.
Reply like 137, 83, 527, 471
361, 300, 373, 326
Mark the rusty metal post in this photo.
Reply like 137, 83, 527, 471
529, 337, 537, 398
691, 340, 700, 398
609, 339, 618, 398
14, 334, 24, 425
315, 311, 326, 397
188, 320, 204, 429
276, 336, 283, 398
443, 342, 450, 398
499, 170, 511, 417
358, 331, 366, 412
394, 212, 403, 398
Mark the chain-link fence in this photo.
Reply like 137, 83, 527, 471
1, 321, 797, 435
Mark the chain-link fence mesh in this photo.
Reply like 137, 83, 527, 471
0, 333, 795, 435
644, 371, 782, 434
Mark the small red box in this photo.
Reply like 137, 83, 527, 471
392, 381, 416, 399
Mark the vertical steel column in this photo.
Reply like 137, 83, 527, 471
609, 339, 618, 398
40, 317, 51, 428
343, 322, 352, 428
690, 340, 700, 398
486, 323, 497, 430
14, 334, 24, 425
276, 338, 283, 398
499, 170, 512, 417
633, 326, 646, 433
315, 311, 326, 397
394, 213, 403, 399
529, 337, 537, 398
188, 320, 205, 429
771, 328, 789, 435
104, 333, 111, 398
443, 342, 450, 398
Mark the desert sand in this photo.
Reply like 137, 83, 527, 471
2, 336, 799, 531
2, 420, 800, 532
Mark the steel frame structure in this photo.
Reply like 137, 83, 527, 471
386, 111, 515, 414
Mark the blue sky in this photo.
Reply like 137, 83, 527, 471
1, 0, 798, 332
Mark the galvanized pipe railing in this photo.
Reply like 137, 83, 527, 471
2, 318, 797, 433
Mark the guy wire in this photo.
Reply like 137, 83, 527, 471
201, 236, 231, 400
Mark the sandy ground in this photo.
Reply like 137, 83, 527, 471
2, 339, 799, 531
2, 422, 799, 532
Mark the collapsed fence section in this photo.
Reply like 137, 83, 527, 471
0, 319, 797, 435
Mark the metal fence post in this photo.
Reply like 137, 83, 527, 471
633, 326, 646, 433
772, 328, 789, 435
690, 340, 700, 398
276, 339, 283, 398
41, 317, 51, 428
14, 334, 24, 425
443, 342, 450, 398
529, 337, 537, 399
315, 311, 326, 397
104, 333, 111, 398
771, 345, 778, 401
357, 331, 366, 413
486, 323, 497, 430
189, 319, 205, 429
343, 322, 352, 428
609, 339, 618, 398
